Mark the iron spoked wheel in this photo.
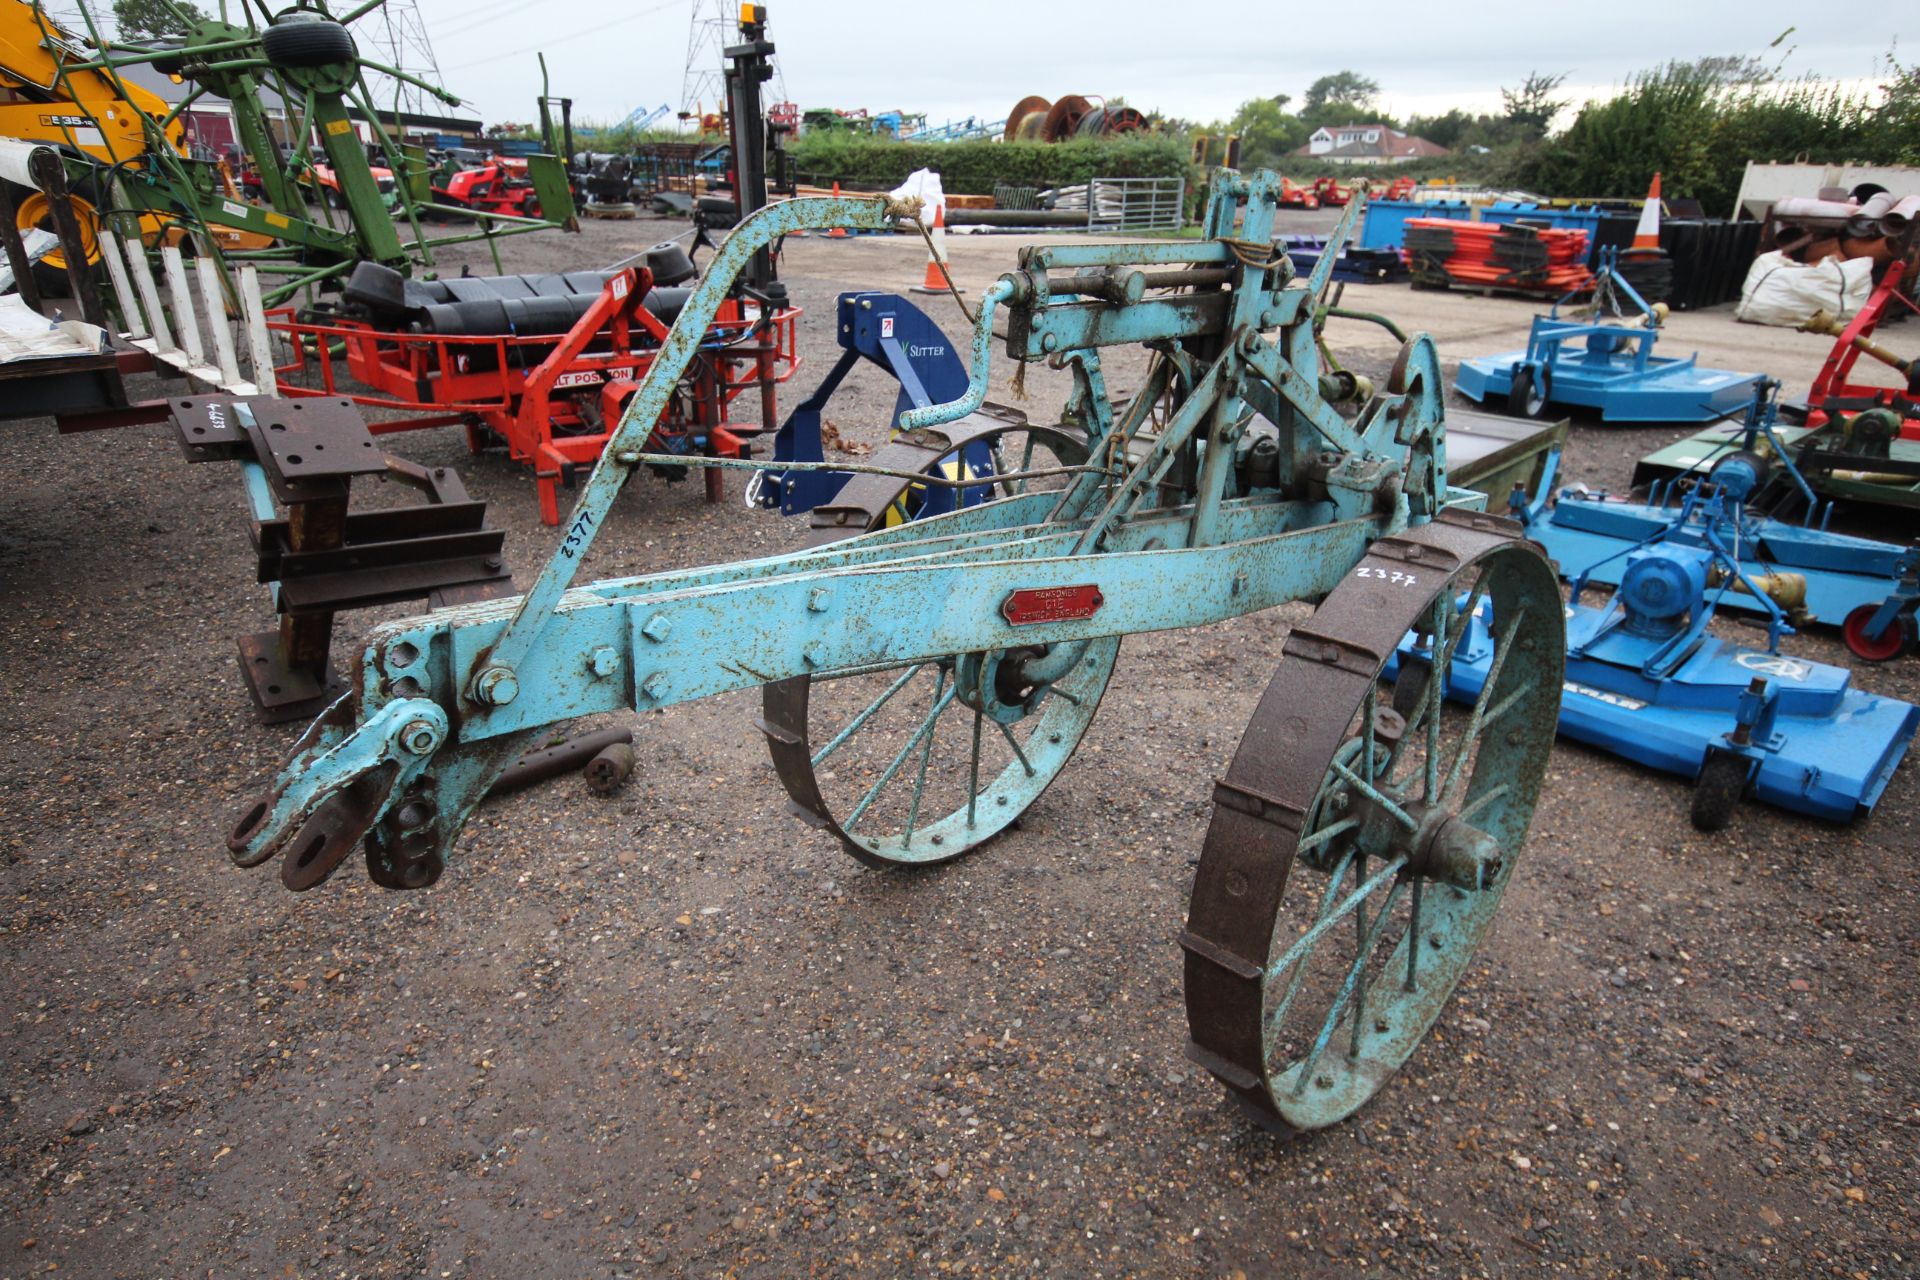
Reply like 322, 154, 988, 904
1184, 512, 1563, 1134
762, 417, 1117, 868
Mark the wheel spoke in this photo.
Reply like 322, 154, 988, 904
1437, 606, 1530, 803
1349, 852, 1371, 1054
1394, 569, 1490, 749
1292, 872, 1408, 1093
1422, 597, 1449, 801
901, 667, 951, 846
1265, 854, 1404, 1002
1457, 780, 1511, 824
843, 679, 957, 832
1331, 756, 1418, 832
1295, 815, 1360, 855
965, 703, 984, 827
995, 719, 1037, 777
1361, 677, 1378, 775
810, 663, 926, 767
1263, 847, 1358, 1033
1403, 875, 1424, 991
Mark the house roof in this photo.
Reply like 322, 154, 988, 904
1293, 127, 1450, 160
1312, 122, 1398, 136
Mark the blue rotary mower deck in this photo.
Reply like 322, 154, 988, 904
1455, 251, 1762, 424
1531, 488, 1913, 627
1395, 589, 1918, 824
1456, 330, 1762, 424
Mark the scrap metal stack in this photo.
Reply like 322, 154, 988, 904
1404, 218, 1595, 295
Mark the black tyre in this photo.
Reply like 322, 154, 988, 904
1689, 750, 1748, 832
261, 16, 355, 67
1506, 363, 1550, 419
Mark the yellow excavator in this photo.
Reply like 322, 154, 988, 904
0, 1, 268, 283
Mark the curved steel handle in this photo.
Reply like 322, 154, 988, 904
897, 277, 1015, 432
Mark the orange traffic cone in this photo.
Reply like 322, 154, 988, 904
827, 182, 850, 238
911, 203, 962, 295
1632, 174, 1663, 250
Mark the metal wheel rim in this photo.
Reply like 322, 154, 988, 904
762, 419, 1113, 867
765, 637, 1120, 867
1525, 377, 1547, 417
1844, 603, 1909, 662
16, 190, 99, 270
1183, 513, 1563, 1132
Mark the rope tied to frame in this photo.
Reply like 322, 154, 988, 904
1217, 236, 1291, 271
885, 195, 981, 329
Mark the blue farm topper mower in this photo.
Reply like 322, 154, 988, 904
218, 174, 1584, 1137
1456, 250, 1763, 424
1519, 383, 1920, 635
1437, 383, 1920, 828
1395, 513, 1919, 830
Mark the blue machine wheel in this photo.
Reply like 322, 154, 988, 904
1506, 363, 1550, 419
1185, 516, 1565, 1133
761, 421, 1113, 869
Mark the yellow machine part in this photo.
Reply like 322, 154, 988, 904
0, 2, 192, 266
0, 4, 185, 165
1712, 565, 1811, 625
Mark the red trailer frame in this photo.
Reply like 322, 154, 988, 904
266, 267, 802, 524
1802, 264, 1920, 438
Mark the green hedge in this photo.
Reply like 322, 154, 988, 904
787, 134, 1194, 195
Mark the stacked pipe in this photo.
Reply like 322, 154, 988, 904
1403, 219, 1595, 295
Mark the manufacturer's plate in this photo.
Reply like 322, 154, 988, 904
1001, 585, 1104, 626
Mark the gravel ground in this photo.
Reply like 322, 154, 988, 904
3, 213, 1917, 1279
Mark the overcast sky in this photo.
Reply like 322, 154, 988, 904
402, 0, 1903, 130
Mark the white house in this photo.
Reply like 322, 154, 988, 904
1298, 123, 1449, 166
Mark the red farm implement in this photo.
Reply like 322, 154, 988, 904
265, 261, 801, 524
1797, 264, 1920, 437
1310, 176, 1352, 207
1276, 176, 1319, 210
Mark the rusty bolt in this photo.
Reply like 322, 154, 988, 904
807, 587, 833, 612
641, 613, 672, 642
399, 718, 442, 756
640, 672, 668, 701
473, 665, 518, 707
1041, 332, 1059, 353
588, 646, 619, 678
